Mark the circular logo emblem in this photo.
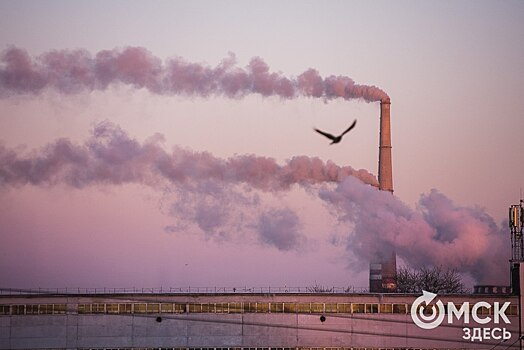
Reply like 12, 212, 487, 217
410, 291, 445, 330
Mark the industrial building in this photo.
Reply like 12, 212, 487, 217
0, 289, 520, 349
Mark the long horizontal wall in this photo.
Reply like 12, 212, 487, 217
0, 293, 520, 350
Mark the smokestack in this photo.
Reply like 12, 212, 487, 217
378, 98, 393, 193
369, 98, 396, 293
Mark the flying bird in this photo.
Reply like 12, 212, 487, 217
314, 119, 357, 144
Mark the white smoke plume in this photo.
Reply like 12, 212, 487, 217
0, 47, 388, 102
319, 176, 509, 284
0, 121, 378, 190
0, 122, 376, 251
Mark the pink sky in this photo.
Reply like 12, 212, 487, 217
0, 1, 523, 289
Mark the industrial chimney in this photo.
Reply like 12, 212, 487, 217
378, 98, 393, 193
369, 98, 397, 293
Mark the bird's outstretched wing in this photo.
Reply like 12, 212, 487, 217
314, 128, 336, 141
340, 119, 357, 137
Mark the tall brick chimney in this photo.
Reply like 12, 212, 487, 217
378, 98, 393, 193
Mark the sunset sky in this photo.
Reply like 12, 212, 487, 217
1, 0, 523, 290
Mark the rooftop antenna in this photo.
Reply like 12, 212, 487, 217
509, 196, 524, 350
509, 201, 524, 262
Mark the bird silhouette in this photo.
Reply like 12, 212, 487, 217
314, 119, 357, 144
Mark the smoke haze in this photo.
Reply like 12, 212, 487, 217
0, 47, 388, 102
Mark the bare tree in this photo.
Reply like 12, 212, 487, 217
306, 282, 333, 293
396, 265, 467, 294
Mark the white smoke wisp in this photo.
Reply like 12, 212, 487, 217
0, 47, 389, 102
319, 176, 509, 284
255, 208, 304, 251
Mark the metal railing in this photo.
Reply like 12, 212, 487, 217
0, 286, 369, 295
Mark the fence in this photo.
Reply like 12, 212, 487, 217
0, 286, 369, 295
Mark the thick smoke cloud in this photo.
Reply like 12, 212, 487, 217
0, 123, 509, 282
0, 47, 388, 102
319, 176, 508, 284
